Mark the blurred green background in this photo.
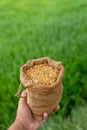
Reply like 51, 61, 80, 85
0, 0, 87, 130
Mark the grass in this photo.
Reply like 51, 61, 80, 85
0, 0, 87, 129
40, 105, 87, 130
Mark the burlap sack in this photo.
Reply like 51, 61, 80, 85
16, 57, 64, 121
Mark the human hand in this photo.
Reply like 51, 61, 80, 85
9, 90, 59, 130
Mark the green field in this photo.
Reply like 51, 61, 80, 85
0, 0, 87, 130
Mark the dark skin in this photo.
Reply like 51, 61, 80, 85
9, 91, 59, 130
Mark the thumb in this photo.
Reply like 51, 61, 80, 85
18, 90, 27, 106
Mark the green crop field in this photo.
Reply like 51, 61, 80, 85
0, 0, 87, 130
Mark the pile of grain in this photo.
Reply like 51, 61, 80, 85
25, 63, 58, 85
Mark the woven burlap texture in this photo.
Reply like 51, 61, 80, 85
20, 57, 64, 121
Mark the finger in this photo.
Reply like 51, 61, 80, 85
39, 113, 48, 126
18, 90, 27, 106
36, 117, 47, 128
53, 105, 60, 113
34, 113, 48, 129
43, 113, 48, 120
50, 105, 60, 114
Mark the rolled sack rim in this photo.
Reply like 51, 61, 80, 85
20, 57, 64, 89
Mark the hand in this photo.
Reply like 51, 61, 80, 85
9, 90, 59, 130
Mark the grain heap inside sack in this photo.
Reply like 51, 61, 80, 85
25, 63, 59, 86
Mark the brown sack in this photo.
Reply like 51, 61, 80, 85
17, 57, 64, 121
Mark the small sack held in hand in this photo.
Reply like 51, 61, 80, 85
16, 57, 64, 121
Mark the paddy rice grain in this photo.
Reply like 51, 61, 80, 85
25, 64, 58, 85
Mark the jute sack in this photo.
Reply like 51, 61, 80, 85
16, 57, 64, 121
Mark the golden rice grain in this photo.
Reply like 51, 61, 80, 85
25, 64, 58, 85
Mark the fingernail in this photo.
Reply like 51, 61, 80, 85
43, 113, 48, 120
